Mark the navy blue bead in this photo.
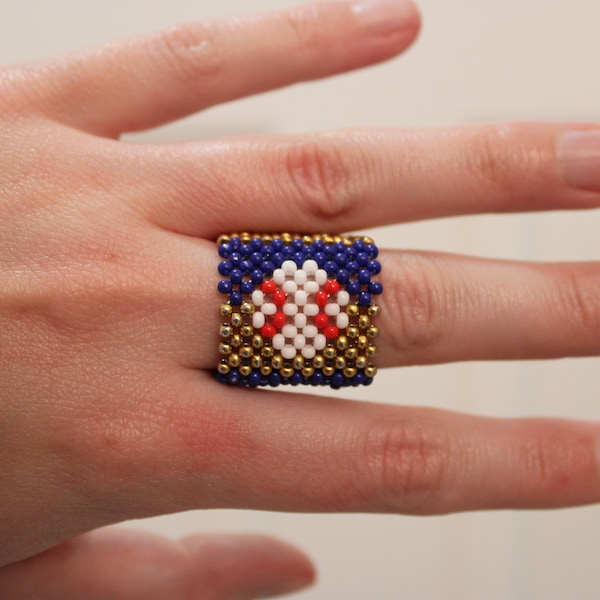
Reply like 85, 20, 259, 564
230, 291, 243, 305
314, 252, 326, 266
313, 239, 325, 252
228, 370, 241, 385
347, 246, 357, 258
364, 377, 374, 386
217, 280, 232, 294
291, 372, 303, 385
261, 261, 275, 275
261, 245, 272, 257
357, 252, 369, 266
251, 237, 264, 250
352, 239, 365, 252
369, 281, 383, 295
215, 372, 228, 384
311, 371, 325, 386
273, 252, 285, 267
272, 238, 284, 252
283, 246, 294, 258
335, 241, 346, 253
240, 281, 254, 294
249, 371, 262, 387
358, 269, 371, 285
347, 280, 361, 295
240, 244, 252, 258
358, 291, 372, 306
352, 372, 365, 386
337, 269, 350, 284
218, 261, 232, 276
251, 252, 263, 266
230, 237, 241, 251
368, 260, 381, 275
332, 371, 344, 388
292, 239, 304, 252
335, 252, 348, 266
251, 269, 264, 284
347, 261, 359, 274
366, 243, 379, 259
218, 244, 230, 258
240, 260, 253, 274
229, 252, 242, 267
294, 252, 306, 266
324, 261, 338, 276
230, 269, 243, 284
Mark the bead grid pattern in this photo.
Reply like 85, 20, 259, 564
216, 233, 382, 388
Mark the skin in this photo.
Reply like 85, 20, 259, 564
0, 0, 600, 597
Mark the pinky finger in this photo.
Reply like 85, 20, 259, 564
0, 528, 315, 600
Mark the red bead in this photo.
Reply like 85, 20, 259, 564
316, 290, 328, 306
315, 313, 329, 329
261, 280, 276, 293
325, 280, 340, 295
273, 312, 286, 328
261, 324, 276, 338
324, 325, 339, 339
273, 289, 286, 306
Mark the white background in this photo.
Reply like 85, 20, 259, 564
2, 1, 600, 598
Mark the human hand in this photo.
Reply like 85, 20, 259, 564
1, 0, 600, 597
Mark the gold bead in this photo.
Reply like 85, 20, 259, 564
231, 334, 242, 348
323, 234, 334, 244
217, 362, 231, 375
252, 335, 263, 349
228, 353, 241, 368
343, 367, 357, 378
356, 355, 367, 369
251, 355, 263, 369
302, 235, 313, 245
368, 304, 381, 317
281, 366, 294, 379
358, 315, 370, 329
363, 236, 374, 245
263, 235, 273, 245
241, 302, 254, 315
219, 341, 232, 355
366, 345, 378, 357
281, 232, 293, 243
220, 324, 232, 338
336, 335, 348, 350
302, 366, 314, 378
357, 335, 368, 349
220, 304, 233, 317
347, 304, 359, 317
272, 355, 284, 370
365, 364, 378, 378
261, 346, 274, 358
313, 355, 325, 369
240, 325, 253, 337
231, 313, 243, 327
345, 347, 358, 360
335, 356, 346, 370
323, 347, 336, 360
240, 346, 253, 359
240, 365, 252, 377
217, 235, 231, 245
347, 326, 359, 339
293, 355, 305, 370
367, 326, 380, 338
260, 364, 272, 376
323, 366, 335, 377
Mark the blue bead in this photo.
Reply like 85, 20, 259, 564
352, 372, 365, 386
294, 252, 306, 266
269, 372, 281, 387
313, 239, 324, 252
240, 281, 254, 294
358, 291, 372, 306
292, 239, 304, 252
251, 252, 263, 266
230, 269, 243, 284
273, 253, 285, 267
353, 239, 365, 252
218, 244, 230, 258
261, 261, 275, 275
251, 237, 264, 250
228, 370, 241, 385
240, 260, 253, 274
283, 246, 294, 258
368, 260, 381, 275
230, 237, 241, 251
311, 371, 324, 386
347, 247, 357, 258
230, 291, 243, 305
314, 252, 326, 266
291, 372, 303, 385
347, 261, 359, 274
347, 280, 361, 295
366, 243, 379, 259
364, 378, 374, 386
272, 238, 284, 252
240, 243, 252, 258
335, 252, 348, 266
357, 252, 369, 266
332, 371, 344, 388
251, 270, 264, 284
335, 241, 346, 253
324, 261, 338, 276
261, 245, 272, 257
358, 269, 371, 285
215, 372, 228, 384
369, 281, 383, 295
217, 280, 232, 294
337, 269, 349, 284
230, 252, 241, 267
249, 371, 262, 387
218, 261, 232, 276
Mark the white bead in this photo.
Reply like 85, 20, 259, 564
282, 280, 298, 293
273, 269, 285, 285
325, 303, 340, 316
303, 303, 319, 316
294, 290, 307, 306
336, 312, 349, 329
294, 334, 306, 349
303, 281, 319, 294
283, 302, 298, 316
314, 334, 326, 350
337, 291, 350, 306
282, 260, 297, 275
301, 346, 316, 359
261, 303, 276, 316
282, 324, 298, 338
303, 324, 317, 338
251, 290, 264, 306
252, 312, 265, 329
282, 345, 296, 360
273, 334, 285, 350
294, 269, 307, 285
294, 313, 307, 328
302, 259, 318, 276
315, 269, 328, 285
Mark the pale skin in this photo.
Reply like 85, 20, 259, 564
1, 0, 600, 597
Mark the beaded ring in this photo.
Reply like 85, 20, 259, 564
216, 233, 382, 389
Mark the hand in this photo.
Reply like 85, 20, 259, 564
1, 0, 600, 597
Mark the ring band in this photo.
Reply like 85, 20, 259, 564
216, 233, 382, 388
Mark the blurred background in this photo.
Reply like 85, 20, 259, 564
2, 0, 599, 598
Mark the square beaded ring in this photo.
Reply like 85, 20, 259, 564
216, 233, 382, 389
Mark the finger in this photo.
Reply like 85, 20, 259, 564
19, 1, 420, 136
135, 122, 600, 237
134, 385, 600, 516
0, 528, 314, 600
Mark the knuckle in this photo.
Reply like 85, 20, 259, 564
282, 4, 334, 56
283, 138, 353, 220
558, 269, 600, 336
152, 22, 224, 83
362, 418, 450, 514
384, 254, 449, 354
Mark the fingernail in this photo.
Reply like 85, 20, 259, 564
558, 130, 600, 191
352, 0, 419, 36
